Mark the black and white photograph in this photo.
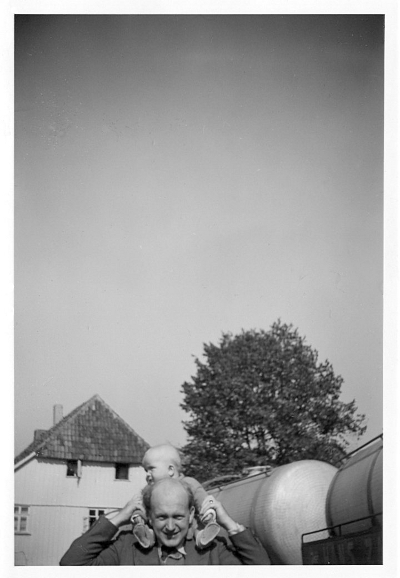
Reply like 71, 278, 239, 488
8, 2, 397, 571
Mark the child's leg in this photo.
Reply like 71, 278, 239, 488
131, 512, 155, 549
182, 479, 221, 548
195, 496, 220, 548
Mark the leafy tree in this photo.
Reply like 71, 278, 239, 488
180, 320, 366, 482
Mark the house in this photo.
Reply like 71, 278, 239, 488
14, 394, 150, 566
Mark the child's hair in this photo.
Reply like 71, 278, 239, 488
143, 443, 183, 474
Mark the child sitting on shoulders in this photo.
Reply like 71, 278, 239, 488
131, 444, 220, 549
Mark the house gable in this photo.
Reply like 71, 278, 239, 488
15, 394, 150, 466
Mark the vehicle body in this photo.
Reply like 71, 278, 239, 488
206, 435, 382, 564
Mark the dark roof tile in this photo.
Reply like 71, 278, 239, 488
15, 395, 150, 465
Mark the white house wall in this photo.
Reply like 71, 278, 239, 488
15, 505, 91, 566
15, 458, 147, 507
15, 458, 147, 565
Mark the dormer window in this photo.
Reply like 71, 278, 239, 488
115, 463, 129, 480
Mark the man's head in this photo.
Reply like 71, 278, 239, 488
142, 444, 182, 484
142, 478, 195, 549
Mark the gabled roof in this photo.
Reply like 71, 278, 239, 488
15, 394, 150, 466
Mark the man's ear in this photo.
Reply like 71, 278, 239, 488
168, 465, 175, 477
189, 507, 195, 525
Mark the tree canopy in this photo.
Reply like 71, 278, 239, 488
180, 320, 366, 482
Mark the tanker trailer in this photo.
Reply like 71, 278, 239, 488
301, 435, 383, 564
209, 459, 337, 564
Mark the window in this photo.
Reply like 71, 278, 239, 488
83, 508, 106, 532
66, 460, 78, 477
66, 459, 82, 477
89, 508, 105, 528
15, 505, 30, 534
115, 463, 129, 480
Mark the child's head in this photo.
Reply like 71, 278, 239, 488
142, 444, 182, 484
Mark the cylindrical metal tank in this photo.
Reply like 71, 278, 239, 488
326, 437, 382, 536
210, 460, 337, 564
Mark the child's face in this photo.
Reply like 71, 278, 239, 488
143, 453, 170, 484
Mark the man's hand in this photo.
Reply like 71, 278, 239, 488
199, 495, 216, 523
107, 494, 145, 528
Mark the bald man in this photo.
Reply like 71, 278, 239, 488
60, 478, 271, 565
131, 443, 220, 549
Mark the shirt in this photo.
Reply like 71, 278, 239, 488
157, 544, 187, 565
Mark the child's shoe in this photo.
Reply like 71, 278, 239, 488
195, 521, 221, 548
196, 498, 221, 548
131, 515, 155, 549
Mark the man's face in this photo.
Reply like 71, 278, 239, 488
149, 485, 194, 549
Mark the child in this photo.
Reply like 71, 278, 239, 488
131, 444, 220, 549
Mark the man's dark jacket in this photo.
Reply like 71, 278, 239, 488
60, 516, 271, 565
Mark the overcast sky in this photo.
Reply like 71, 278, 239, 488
14, 14, 384, 457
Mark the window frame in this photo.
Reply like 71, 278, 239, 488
14, 505, 30, 535
83, 508, 106, 533
88, 508, 106, 527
